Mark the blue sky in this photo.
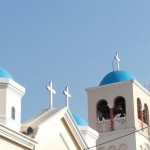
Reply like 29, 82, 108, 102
1, 0, 150, 122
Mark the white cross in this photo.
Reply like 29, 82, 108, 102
63, 86, 71, 108
114, 52, 120, 70
46, 81, 56, 109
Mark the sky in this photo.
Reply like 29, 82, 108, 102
1, 0, 150, 122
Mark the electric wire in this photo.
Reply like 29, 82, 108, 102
83, 125, 150, 150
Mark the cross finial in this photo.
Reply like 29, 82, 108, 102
63, 86, 71, 108
114, 52, 120, 70
46, 81, 56, 109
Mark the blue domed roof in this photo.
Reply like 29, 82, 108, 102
72, 113, 88, 126
100, 70, 135, 86
0, 68, 13, 79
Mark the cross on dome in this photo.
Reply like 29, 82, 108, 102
114, 52, 120, 70
46, 81, 56, 109
112, 52, 120, 71
63, 86, 71, 108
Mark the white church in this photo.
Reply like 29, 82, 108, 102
0, 54, 150, 150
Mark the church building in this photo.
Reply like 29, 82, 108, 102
0, 53, 150, 150
0, 67, 98, 150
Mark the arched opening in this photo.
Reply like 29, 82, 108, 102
97, 100, 110, 120
119, 144, 128, 150
108, 146, 117, 150
11, 107, 15, 120
137, 98, 142, 120
114, 96, 126, 117
143, 104, 149, 125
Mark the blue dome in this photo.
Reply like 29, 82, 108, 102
72, 113, 88, 126
0, 68, 13, 79
100, 70, 135, 86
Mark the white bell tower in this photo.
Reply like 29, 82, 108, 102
0, 68, 25, 131
86, 55, 150, 150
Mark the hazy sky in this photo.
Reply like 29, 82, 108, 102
1, 0, 150, 122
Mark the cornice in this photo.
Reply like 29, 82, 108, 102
0, 124, 37, 149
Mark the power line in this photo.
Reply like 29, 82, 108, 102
83, 125, 150, 150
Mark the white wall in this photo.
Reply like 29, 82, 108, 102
35, 117, 81, 150
0, 137, 29, 150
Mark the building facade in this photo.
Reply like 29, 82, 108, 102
0, 67, 98, 150
1, 54, 150, 150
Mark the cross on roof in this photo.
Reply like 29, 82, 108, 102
63, 86, 71, 108
46, 81, 56, 109
114, 52, 120, 70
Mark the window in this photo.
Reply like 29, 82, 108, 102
114, 96, 126, 117
137, 98, 142, 120
97, 99, 110, 120
143, 104, 149, 125
11, 107, 15, 120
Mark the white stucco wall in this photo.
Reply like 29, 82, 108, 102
0, 138, 29, 150
135, 132, 150, 150
0, 78, 25, 131
79, 126, 99, 150
35, 117, 81, 150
